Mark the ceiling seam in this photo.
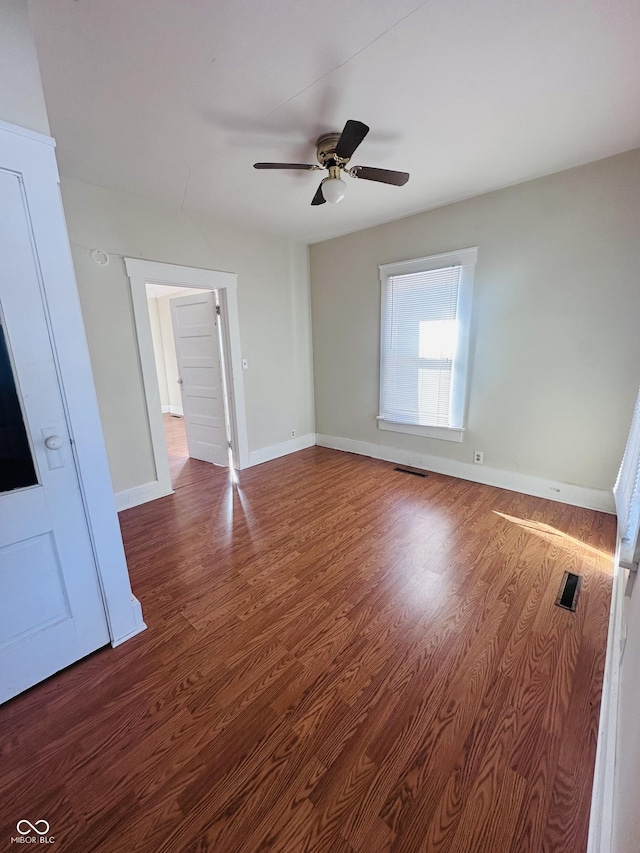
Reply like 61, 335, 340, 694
244, 0, 434, 129
180, 169, 192, 212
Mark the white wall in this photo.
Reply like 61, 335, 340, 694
0, 0, 50, 135
157, 297, 181, 410
310, 149, 640, 502
156, 293, 205, 413
147, 288, 202, 414
61, 177, 314, 493
146, 296, 170, 410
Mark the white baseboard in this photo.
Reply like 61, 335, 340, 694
114, 435, 614, 513
111, 595, 148, 647
587, 549, 624, 853
161, 405, 183, 416
315, 434, 615, 513
114, 480, 174, 512
248, 433, 316, 467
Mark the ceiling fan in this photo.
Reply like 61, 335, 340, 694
254, 120, 409, 206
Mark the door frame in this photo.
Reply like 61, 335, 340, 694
125, 258, 250, 503
0, 119, 146, 647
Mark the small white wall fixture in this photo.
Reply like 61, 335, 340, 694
125, 258, 250, 508
0, 118, 145, 647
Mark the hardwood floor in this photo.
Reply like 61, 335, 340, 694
163, 413, 211, 490
0, 448, 615, 852
164, 411, 188, 457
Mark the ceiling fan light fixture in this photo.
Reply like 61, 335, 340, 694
253, 119, 409, 208
322, 177, 346, 204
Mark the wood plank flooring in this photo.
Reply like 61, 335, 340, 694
0, 447, 615, 851
163, 413, 206, 490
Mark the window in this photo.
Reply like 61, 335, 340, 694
378, 247, 477, 442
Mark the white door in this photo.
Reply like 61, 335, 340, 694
170, 291, 229, 466
0, 170, 109, 704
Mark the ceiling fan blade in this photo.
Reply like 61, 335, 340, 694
350, 166, 409, 186
334, 120, 370, 160
254, 162, 319, 170
311, 182, 326, 206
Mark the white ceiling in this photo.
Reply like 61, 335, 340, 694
30, 0, 640, 245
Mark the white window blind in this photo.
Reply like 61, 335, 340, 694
381, 265, 461, 428
614, 384, 640, 569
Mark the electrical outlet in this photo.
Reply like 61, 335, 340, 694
473, 450, 484, 465
290, 429, 296, 438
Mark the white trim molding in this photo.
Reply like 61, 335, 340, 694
587, 550, 625, 853
125, 257, 237, 290
0, 118, 55, 147
249, 433, 316, 467
316, 434, 615, 513
162, 405, 184, 416
378, 419, 464, 443
125, 257, 250, 508
111, 595, 146, 647
378, 246, 479, 278
115, 480, 174, 512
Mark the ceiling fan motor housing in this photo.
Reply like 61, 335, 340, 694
316, 133, 345, 167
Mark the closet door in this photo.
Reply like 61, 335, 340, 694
0, 167, 109, 704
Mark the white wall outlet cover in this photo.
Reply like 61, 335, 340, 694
90, 248, 110, 266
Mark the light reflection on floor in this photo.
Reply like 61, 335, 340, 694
493, 510, 613, 569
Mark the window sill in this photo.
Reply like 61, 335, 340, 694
377, 419, 464, 443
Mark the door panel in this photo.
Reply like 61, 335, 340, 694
0, 169, 109, 703
0, 534, 70, 647
170, 292, 229, 466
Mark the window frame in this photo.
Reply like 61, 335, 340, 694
378, 246, 478, 443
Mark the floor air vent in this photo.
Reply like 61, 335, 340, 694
555, 571, 582, 612
394, 467, 427, 478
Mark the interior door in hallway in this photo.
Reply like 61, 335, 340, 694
0, 169, 109, 704
170, 291, 229, 466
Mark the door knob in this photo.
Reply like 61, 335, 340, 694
44, 435, 63, 450
177, 378, 184, 385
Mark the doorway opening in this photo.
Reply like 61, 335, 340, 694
145, 284, 233, 489
125, 258, 249, 506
